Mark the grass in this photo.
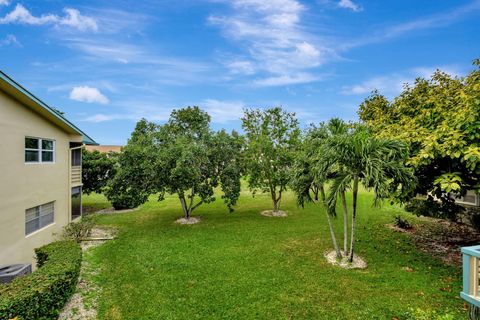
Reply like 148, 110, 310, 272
83, 189, 466, 319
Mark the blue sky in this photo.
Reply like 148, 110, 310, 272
1, 0, 479, 145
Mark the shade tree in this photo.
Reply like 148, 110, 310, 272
358, 60, 480, 204
106, 107, 243, 218
242, 107, 301, 213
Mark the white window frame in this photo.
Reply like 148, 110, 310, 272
25, 137, 56, 164
25, 201, 55, 236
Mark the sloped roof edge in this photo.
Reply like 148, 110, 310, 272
0, 70, 98, 145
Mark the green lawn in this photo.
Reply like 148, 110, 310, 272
83, 189, 465, 320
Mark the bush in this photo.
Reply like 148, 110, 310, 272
0, 241, 82, 320
82, 150, 118, 195
467, 207, 480, 232
105, 184, 149, 210
399, 308, 454, 320
404, 196, 464, 222
394, 215, 412, 230
62, 215, 97, 242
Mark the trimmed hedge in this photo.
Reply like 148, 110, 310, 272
0, 240, 82, 320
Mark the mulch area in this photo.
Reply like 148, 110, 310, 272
388, 217, 480, 266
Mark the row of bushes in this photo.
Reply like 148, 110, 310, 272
0, 240, 82, 320
404, 196, 465, 222
405, 196, 480, 230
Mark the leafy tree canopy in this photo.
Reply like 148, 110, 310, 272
155, 107, 243, 217
242, 107, 301, 211
107, 107, 242, 217
82, 150, 118, 195
105, 119, 157, 209
358, 59, 480, 198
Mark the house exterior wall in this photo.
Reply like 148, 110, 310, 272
0, 91, 82, 267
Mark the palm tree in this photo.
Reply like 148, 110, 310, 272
291, 119, 351, 260
318, 126, 414, 262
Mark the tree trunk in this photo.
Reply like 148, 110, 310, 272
312, 185, 319, 202
320, 185, 342, 260
348, 177, 359, 263
179, 196, 190, 219
273, 199, 280, 212
341, 191, 349, 256
272, 190, 282, 212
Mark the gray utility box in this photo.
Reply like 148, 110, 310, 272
0, 264, 32, 284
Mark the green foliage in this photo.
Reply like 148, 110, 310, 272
399, 308, 455, 320
465, 207, 480, 231
358, 60, 480, 201
107, 107, 242, 217
242, 107, 300, 211
105, 184, 150, 210
394, 215, 412, 230
317, 125, 415, 261
0, 241, 82, 320
62, 215, 97, 242
82, 150, 118, 195
105, 119, 156, 210
156, 107, 242, 217
404, 197, 464, 221
290, 118, 352, 258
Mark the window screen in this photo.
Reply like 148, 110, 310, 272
25, 202, 55, 235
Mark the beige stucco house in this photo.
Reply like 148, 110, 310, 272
0, 71, 97, 267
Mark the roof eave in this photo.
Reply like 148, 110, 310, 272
0, 70, 98, 146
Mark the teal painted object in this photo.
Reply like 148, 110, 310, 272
461, 245, 480, 308
0, 70, 98, 146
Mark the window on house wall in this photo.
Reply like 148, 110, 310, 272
25, 137, 55, 163
71, 148, 82, 166
25, 201, 55, 235
71, 186, 82, 220
458, 190, 479, 206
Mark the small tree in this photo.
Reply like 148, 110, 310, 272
110, 107, 242, 218
319, 126, 415, 262
242, 107, 300, 212
82, 150, 118, 195
105, 119, 157, 210
291, 119, 350, 259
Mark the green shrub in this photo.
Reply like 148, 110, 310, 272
82, 150, 118, 195
0, 241, 82, 320
404, 196, 464, 221
399, 308, 454, 320
105, 182, 149, 210
467, 207, 480, 232
394, 215, 412, 229
62, 215, 97, 242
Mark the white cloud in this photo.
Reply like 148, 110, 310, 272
209, 0, 329, 86
341, 65, 464, 96
84, 114, 114, 122
341, 1, 480, 49
0, 34, 20, 47
70, 86, 109, 104
201, 99, 245, 122
254, 73, 320, 87
338, 0, 362, 12
59, 8, 98, 31
0, 0, 10, 6
227, 60, 256, 75
0, 4, 97, 31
